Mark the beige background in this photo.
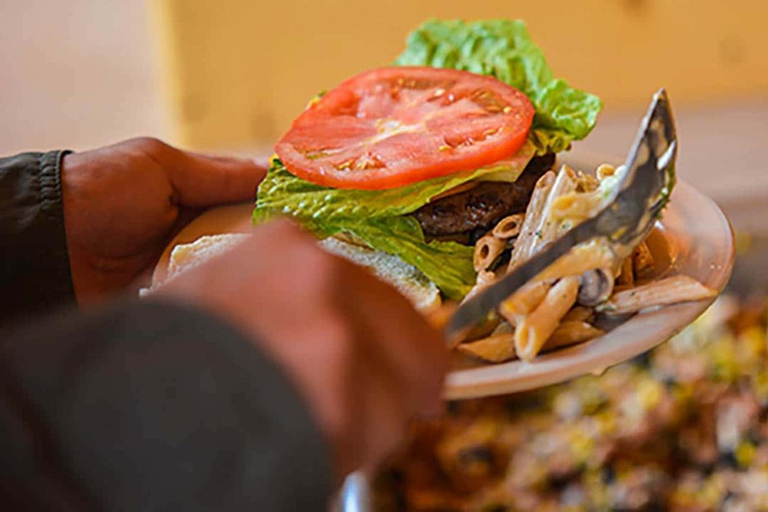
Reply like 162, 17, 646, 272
154, 0, 768, 148
0, 0, 169, 154
1, 1, 766, 203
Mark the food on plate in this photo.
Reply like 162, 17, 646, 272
251, 19, 718, 361
274, 66, 536, 191
254, 19, 603, 304
373, 294, 768, 511
455, 162, 717, 362
157, 19, 718, 363
165, 234, 249, 280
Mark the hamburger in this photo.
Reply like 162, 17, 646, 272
251, 19, 602, 310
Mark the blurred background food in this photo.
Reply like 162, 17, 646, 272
373, 290, 768, 510
2, 1, 766, 203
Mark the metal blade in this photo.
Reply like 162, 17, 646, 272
445, 89, 677, 340
602, 88, 677, 246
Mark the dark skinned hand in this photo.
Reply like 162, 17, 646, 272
156, 220, 448, 482
61, 137, 267, 305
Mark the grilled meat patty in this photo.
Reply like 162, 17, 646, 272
413, 153, 555, 238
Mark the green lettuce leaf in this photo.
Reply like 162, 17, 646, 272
394, 19, 602, 154
350, 217, 475, 300
254, 19, 604, 298
255, 143, 533, 225
254, 158, 477, 298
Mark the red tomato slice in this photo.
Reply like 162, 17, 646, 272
275, 67, 534, 190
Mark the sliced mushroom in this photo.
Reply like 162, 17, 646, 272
577, 268, 614, 306
457, 332, 516, 363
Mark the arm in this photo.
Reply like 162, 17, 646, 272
0, 138, 447, 508
0, 299, 332, 511
0, 151, 76, 326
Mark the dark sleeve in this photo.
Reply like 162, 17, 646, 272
0, 151, 76, 327
0, 300, 333, 512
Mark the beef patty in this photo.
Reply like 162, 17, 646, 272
413, 153, 555, 238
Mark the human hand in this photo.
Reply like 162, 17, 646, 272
156, 220, 448, 483
61, 137, 266, 305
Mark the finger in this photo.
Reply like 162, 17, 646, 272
336, 262, 448, 417
353, 347, 411, 473
169, 149, 268, 207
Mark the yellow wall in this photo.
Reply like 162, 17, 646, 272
152, 0, 768, 150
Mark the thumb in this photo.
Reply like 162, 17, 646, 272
168, 149, 268, 208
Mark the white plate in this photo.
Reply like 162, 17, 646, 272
156, 178, 734, 400
445, 178, 734, 399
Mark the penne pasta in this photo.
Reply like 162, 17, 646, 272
576, 172, 600, 193
448, 313, 501, 348
492, 213, 525, 239
533, 166, 578, 251
476, 269, 496, 286
474, 234, 506, 272
491, 321, 514, 336
445, 156, 718, 364
515, 276, 579, 361
545, 321, 604, 351
617, 256, 635, 287
600, 275, 717, 315
508, 171, 555, 270
562, 306, 595, 324
457, 332, 516, 363
613, 283, 634, 294
632, 241, 655, 278
537, 240, 617, 282
596, 163, 617, 181
462, 269, 497, 304
499, 279, 552, 326
549, 191, 603, 223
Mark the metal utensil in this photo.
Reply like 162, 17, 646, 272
446, 88, 677, 339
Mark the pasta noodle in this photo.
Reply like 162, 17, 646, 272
515, 276, 579, 361
508, 171, 555, 270
576, 172, 600, 192
457, 332, 516, 363
491, 321, 514, 336
473, 234, 506, 272
550, 192, 603, 223
492, 213, 525, 239
544, 321, 604, 351
617, 256, 635, 286
450, 160, 719, 365
463, 269, 497, 303
596, 163, 617, 181
562, 306, 595, 323
600, 275, 717, 315
537, 240, 617, 282
533, 166, 578, 251
632, 241, 655, 277
499, 280, 552, 326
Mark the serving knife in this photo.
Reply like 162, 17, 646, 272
446, 88, 678, 340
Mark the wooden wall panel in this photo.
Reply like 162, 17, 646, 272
152, 0, 768, 149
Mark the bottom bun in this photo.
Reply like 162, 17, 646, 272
154, 229, 441, 313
